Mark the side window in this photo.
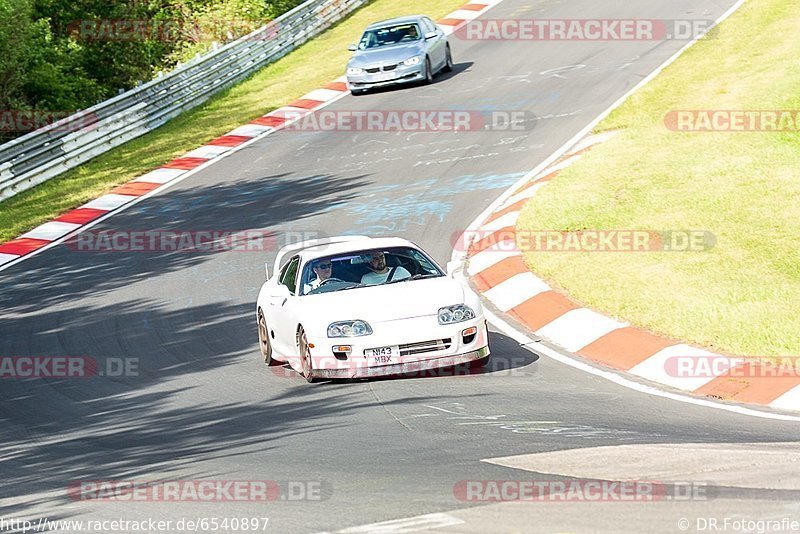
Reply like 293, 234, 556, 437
279, 256, 300, 295
422, 18, 436, 34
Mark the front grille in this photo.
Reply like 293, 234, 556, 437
399, 338, 452, 356
382, 64, 397, 71
365, 67, 380, 74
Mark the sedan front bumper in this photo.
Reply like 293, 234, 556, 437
347, 64, 426, 90
313, 345, 490, 379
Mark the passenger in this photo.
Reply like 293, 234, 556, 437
361, 251, 411, 285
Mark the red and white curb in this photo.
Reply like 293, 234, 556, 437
0, 0, 507, 273
463, 131, 800, 414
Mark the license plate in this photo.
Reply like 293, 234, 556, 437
365, 346, 399, 364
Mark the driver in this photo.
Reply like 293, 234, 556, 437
361, 251, 411, 285
303, 260, 332, 294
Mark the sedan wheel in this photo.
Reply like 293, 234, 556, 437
258, 310, 275, 365
299, 328, 318, 383
443, 46, 453, 73
423, 57, 434, 84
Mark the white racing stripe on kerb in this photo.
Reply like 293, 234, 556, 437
467, 242, 519, 276
0, 253, 20, 267
629, 344, 739, 391
133, 168, 186, 184
20, 221, 81, 241
535, 308, 628, 353
227, 124, 273, 137
566, 130, 619, 155
330, 513, 464, 533
484, 272, 550, 312
498, 182, 547, 210
80, 194, 138, 211
302, 88, 344, 102
182, 145, 231, 159
533, 153, 583, 180
448, 9, 484, 20
770, 386, 800, 411
480, 211, 519, 233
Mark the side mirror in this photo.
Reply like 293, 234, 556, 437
424, 31, 438, 40
348, 44, 357, 51
270, 284, 291, 298
446, 260, 461, 277
264, 263, 270, 280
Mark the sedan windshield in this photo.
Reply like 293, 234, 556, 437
300, 246, 443, 295
358, 24, 422, 50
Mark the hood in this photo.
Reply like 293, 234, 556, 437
298, 276, 465, 325
348, 42, 424, 67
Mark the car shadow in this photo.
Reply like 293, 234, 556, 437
354, 61, 474, 97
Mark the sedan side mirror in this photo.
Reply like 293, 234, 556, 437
348, 44, 357, 51
424, 31, 438, 40
270, 284, 291, 298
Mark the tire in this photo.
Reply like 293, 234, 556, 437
469, 355, 491, 369
351, 88, 367, 96
257, 310, 276, 366
423, 57, 434, 84
298, 327, 318, 383
443, 46, 453, 73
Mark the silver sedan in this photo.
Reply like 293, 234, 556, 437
346, 15, 453, 95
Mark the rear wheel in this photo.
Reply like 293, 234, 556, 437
257, 310, 276, 366
299, 327, 318, 383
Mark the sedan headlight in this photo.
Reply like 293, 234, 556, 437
346, 66, 364, 75
328, 320, 373, 338
400, 56, 421, 66
438, 304, 476, 325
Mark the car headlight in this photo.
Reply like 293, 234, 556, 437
328, 320, 373, 338
400, 56, 421, 66
346, 67, 364, 75
438, 304, 476, 325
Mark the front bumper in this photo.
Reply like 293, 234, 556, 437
346, 64, 425, 90
306, 315, 489, 379
314, 345, 490, 379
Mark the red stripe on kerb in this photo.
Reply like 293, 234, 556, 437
54, 208, 107, 225
461, 4, 488, 11
437, 18, 466, 26
0, 238, 51, 256
324, 82, 348, 92
252, 116, 287, 127
287, 99, 324, 110
110, 181, 161, 196
579, 327, 675, 370
162, 157, 209, 170
208, 135, 252, 147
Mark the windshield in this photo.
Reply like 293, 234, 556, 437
358, 23, 422, 50
300, 246, 444, 295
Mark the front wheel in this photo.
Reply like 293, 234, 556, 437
299, 327, 318, 383
423, 57, 434, 84
443, 46, 453, 73
257, 310, 276, 366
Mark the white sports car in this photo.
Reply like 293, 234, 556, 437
256, 236, 490, 382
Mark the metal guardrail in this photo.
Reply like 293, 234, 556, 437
0, 0, 366, 201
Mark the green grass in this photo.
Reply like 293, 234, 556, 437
517, 0, 800, 357
0, 0, 466, 244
